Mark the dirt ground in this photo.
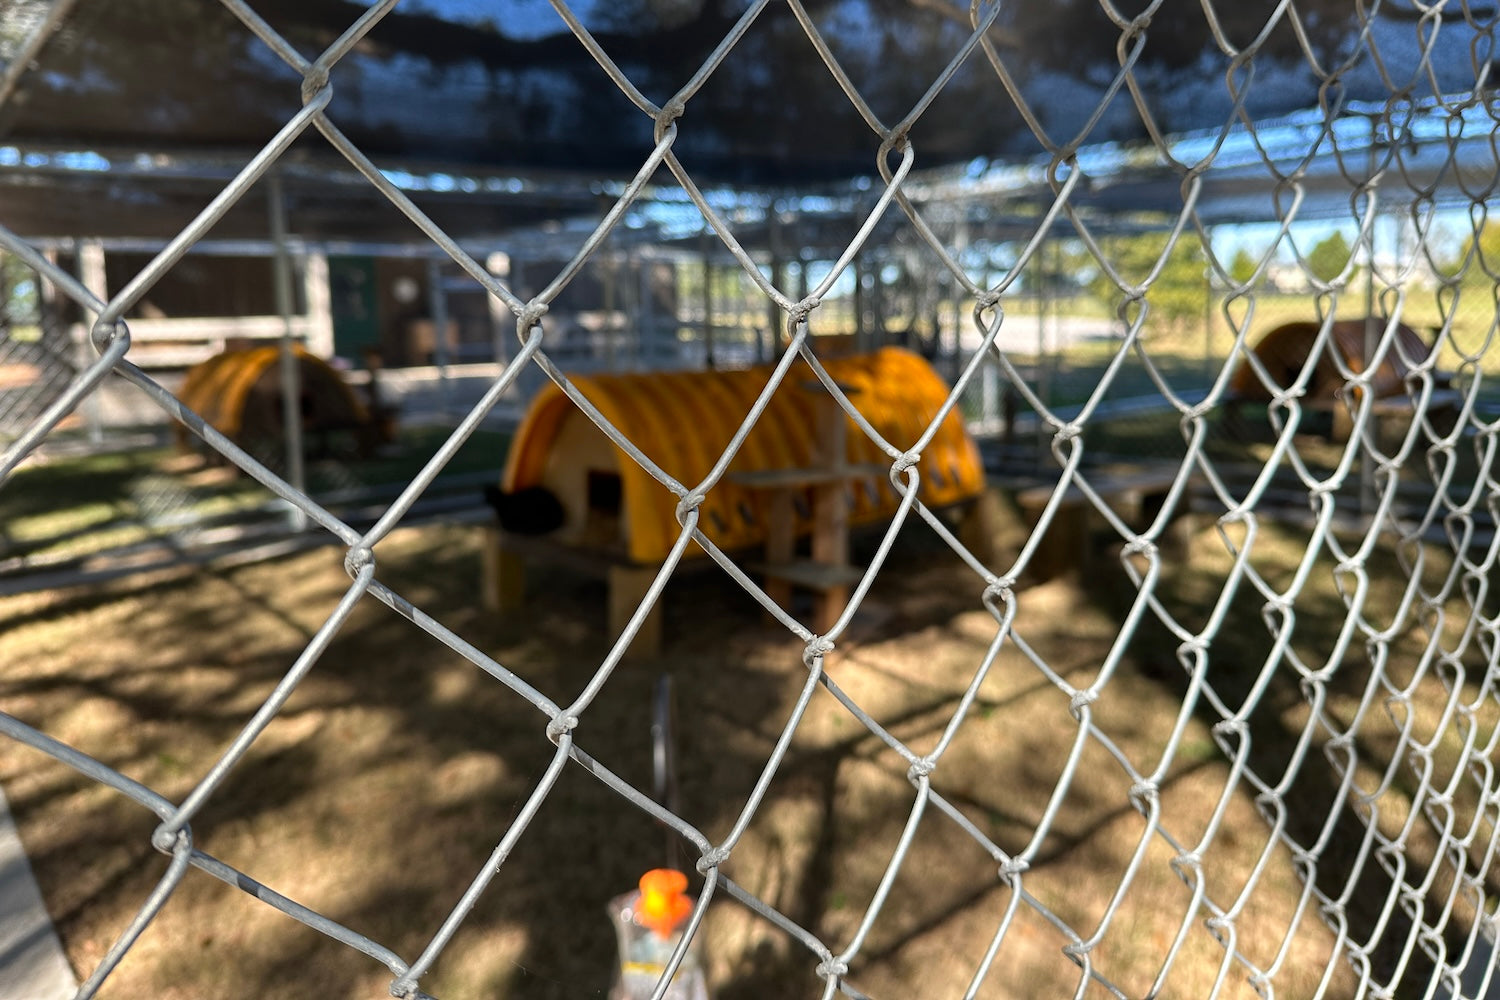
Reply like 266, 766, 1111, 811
0, 501, 1477, 999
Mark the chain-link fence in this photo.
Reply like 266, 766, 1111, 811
6, 1, 1500, 998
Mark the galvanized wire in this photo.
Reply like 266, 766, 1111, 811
4, 1, 1500, 998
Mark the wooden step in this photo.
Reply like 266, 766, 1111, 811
730, 463, 888, 490
754, 559, 865, 591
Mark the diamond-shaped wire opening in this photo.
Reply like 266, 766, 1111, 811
9, 1, 1500, 998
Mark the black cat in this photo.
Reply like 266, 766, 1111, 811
483, 484, 566, 535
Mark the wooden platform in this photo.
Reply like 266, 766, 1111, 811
479, 526, 665, 660
481, 380, 1001, 646
1299, 387, 1463, 442
1015, 468, 1197, 581
727, 388, 872, 634
479, 476, 1003, 654
1225, 387, 1464, 444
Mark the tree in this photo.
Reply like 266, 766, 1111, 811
1305, 231, 1354, 284
1454, 221, 1500, 284
0, 253, 38, 330
1228, 247, 1259, 286
1088, 229, 1208, 333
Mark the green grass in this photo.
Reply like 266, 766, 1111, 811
0, 425, 512, 565
961, 288, 1500, 431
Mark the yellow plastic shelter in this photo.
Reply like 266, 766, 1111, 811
502, 347, 985, 565
176, 345, 370, 449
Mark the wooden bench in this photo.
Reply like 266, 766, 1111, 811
1299, 387, 1463, 443
1015, 468, 1197, 581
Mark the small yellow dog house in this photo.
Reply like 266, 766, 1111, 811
176, 345, 379, 455
501, 347, 985, 566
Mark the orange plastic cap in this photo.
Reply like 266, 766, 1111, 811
637, 868, 692, 938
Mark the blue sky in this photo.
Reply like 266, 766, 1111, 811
401, 0, 600, 39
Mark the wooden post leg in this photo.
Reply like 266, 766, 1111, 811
481, 525, 526, 612
1026, 503, 1087, 583
609, 564, 663, 660
763, 489, 795, 613
810, 484, 850, 634
958, 485, 1004, 566
812, 587, 845, 635
1331, 399, 1354, 443
1161, 509, 1198, 562
811, 392, 852, 633
1063, 504, 1093, 580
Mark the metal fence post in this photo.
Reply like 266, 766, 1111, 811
75, 239, 107, 447
427, 256, 451, 418
267, 171, 307, 532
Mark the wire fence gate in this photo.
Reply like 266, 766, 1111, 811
5, 1, 1500, 998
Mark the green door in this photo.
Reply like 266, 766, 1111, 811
328, 256, 379, 360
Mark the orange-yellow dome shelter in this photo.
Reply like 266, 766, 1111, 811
500, 346, 985, 566
1229, 317, 1440, 404
176, 345, 390, 459
1227, 317, 1456, 441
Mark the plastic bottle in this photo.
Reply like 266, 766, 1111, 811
608, 868, 710, 1000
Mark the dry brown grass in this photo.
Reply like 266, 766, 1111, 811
0, 503, 1490, 999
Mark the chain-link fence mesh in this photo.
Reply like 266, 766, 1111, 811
6, 1, 1500, 998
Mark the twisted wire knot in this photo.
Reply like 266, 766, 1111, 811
518, 302, 549, 333
655, 99, 686, 143
547, 715, 578, 741
91, 319, 127, 354
1000, 858, 1030, 881
676, 493, 705, 522
301, 68, 331, 104
805, 636, 835, 660
344, 546, 375, 577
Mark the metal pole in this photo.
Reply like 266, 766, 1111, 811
486, 251, 510, 368
795, 255, 809, 354
951, 219, 970, 384
603, 252, 617, 372
1037, 236, 1052, 455
767, 210, 784, 362
701, 234, 714, 370
636, 254, 652, 369
427, 257, 451, 419
1361, 116, 1380, 519
1203, 227, 1214, 383
303, 252, 334, 358
980, 262, 997, 435
267, 172, 307, 532
853, 255, 866, 352
75, 241, 107, 447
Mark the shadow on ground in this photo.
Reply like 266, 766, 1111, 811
4, 492, 1482, 999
